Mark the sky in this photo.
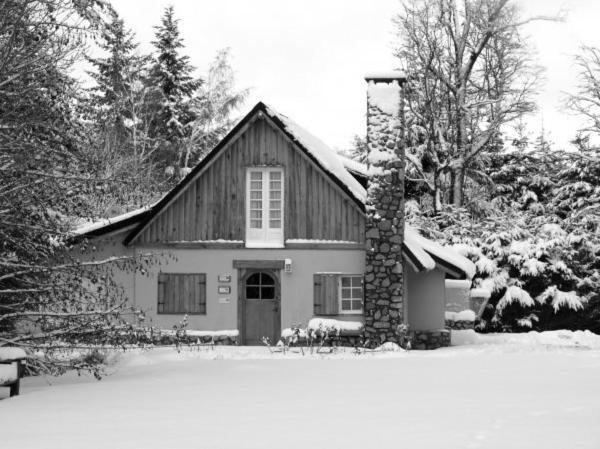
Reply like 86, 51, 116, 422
110, 0, 600, 152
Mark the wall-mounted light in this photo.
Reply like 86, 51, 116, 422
284, 258, 292, 273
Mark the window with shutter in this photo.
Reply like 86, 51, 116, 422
245, 167, 284, 247
157, 273, 206, 314
313, 273, 340, 316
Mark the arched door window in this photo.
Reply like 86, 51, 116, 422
245, 272, 275, 300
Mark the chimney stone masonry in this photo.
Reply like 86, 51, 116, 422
363, 72, 407, 347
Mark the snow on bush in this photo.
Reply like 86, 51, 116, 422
537, 286, 585, 312
307, 318, 363, 334
496, 285, 535, 312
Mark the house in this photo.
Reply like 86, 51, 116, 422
76, 74, 475, 349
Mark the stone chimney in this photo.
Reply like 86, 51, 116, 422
363, 72, 407, 346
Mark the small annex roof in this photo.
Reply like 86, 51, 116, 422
338, 154, 369, 178
404, 227, 476, 279
73, 205, 152, 238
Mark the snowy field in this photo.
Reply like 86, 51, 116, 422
1, 330, 600, 449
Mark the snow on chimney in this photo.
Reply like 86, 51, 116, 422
363, 72, 407, 347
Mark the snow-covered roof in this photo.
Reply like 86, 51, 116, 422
264, 105, 367, 204
364, 71, 407, 81
73, 205, 153, 237
73, 102, 475, 279
404, 226, 476, 279
338, 154, 369, 177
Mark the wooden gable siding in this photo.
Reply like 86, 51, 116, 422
135, 117, 365, 244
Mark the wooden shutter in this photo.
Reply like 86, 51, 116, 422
313, 273, 339, 316
157, 273, 206, 314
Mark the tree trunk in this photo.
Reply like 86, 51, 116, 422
452, 166, 464, 207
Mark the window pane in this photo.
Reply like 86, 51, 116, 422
250, 191, 262, 199
341, 288, 351, 299
351, 288, 362, 299
351, 277, 362, 287
250, 181, 262, 190
341, 300, 352, 311
269, 209, 281, 219
250, 219, 262, 228
269, 219, 281, 228
261, 286, 275, 299
246, 273, 261, 285
270, 190, 281, 200
250, 172, 262, 180
246, 286, 260, 299
270, 171, 281, 180
341, 277, 351, 287
270, 181, 281, 190
351, 300, 363, 311
260, 273, 275, 285
250, 210, 262, 219
269, 201, 281, 210
250, 200, 262, 209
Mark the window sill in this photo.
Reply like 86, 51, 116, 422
245, 242, 285, 249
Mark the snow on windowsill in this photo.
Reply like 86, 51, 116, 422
285, 239, 359, 244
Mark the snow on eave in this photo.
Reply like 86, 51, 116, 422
406, 227, 476, 279
263, 105, 367, 205
72, 205, 153, 237
338, 154, 369, 177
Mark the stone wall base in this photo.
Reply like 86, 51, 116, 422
445, 319, 475, 330
409, 329, 451, 350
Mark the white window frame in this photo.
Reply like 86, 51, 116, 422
245, 167, 284, 248
338, 275, 364, 314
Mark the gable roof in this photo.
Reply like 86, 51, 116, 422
73, 101, 474, 279
122, 102, 366, 245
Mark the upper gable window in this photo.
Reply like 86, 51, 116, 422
246, 167, 284, 247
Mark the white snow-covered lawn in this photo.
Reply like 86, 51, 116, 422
1, 330, 600, 449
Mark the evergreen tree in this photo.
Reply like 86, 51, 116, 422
149, 5, 201, 166
87, 12, 144, 148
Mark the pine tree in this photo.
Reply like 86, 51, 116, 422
149, 5, 201, 165
87, 12, 145, 150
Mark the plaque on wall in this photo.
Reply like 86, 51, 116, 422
218, 297, 230, 304
218, 274, 231, 283
218, 286, 231, 294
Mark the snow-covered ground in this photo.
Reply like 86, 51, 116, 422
1, 330, 600, 449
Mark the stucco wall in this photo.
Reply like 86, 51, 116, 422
405, 266, 446, 331
79, 234, 449, 334
127, 246, 365, 331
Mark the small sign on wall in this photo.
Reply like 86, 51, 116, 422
218, 274, 231, 283
218, 286, 231, 294
218, 297, 230, 304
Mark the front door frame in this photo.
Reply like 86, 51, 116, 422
236, 266, 282, 345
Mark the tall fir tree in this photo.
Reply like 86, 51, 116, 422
150, 5, 201, 166
87, 12, 145, 150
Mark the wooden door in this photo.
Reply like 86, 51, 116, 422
241, 270, 281, 345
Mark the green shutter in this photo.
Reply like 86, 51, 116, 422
313, 273, 339, 316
